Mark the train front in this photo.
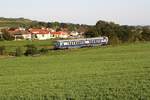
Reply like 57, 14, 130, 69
54, 40, 61, 49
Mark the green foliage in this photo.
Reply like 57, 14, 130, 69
109, 35, 121, 45
67, 24, 77, 31
0, 40, 54, 56
84, 20, 150, 45
84, 27, 99, 38
0, 38, 4, 41
24, 44, 39, 56
0, 45, 6, 55
142, 27, 150, 41
50, 22, 60, 29
40, 48, 49, 54
95, 20, 118, 36
0, 17, 150, 45
0, 17, 32, 27
0, 40, 53, 54
15, 47, 23, 57
1, 29, 14, 40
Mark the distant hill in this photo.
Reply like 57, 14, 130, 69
0, 17, 32, 22
0, 17, 91, 33
0, 17, 33, 27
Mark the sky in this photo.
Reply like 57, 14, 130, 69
0, 0, 150, 25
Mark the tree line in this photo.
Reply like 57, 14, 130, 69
28, 20, 150, 44
0, 18, 150, 44
84, 20, 150, 44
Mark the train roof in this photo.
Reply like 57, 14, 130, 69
55, 37, 108, 42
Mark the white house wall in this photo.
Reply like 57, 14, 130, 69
22, 34, 32, 40
36, 34, 51, 40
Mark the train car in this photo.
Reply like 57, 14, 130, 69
54, 36, 108, 49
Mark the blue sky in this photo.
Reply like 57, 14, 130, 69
0, 0, 150, 25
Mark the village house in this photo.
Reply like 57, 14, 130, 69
48, 28, 56, 32
51, 31, 68, 38
14, 31, 31, 40
29, 28, 52, 40
70, 31, 79, 36
68, 31, 84, 38
8, 28, 32, 40
18, 27, 26, 31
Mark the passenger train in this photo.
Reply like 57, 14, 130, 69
54, 36, 108, 49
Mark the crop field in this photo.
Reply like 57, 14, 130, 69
0, 42, 150, 99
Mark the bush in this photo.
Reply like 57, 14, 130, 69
40, 48, 49, 54
15, 47, 23, 57
0, 46, 6, 55
8, 52, 16, 56
1, 29, 14, 40
109, 35, 121, 45
24, 44, 39, 56
0, 38, 4, 41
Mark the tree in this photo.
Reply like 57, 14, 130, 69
141, 27, 150, 41
47, 22, 52, 28
68, 24, 77, 32
51, 22, 60, 29
1, 29, 14, 40
84, 27, 99, 38
60, 23, 68, 29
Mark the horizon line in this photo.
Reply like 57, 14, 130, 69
0, 16, 150, 26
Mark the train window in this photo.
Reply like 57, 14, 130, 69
76, 41, 78, 45
95, 39, 97, 43
88, 40, 91, 43
64, 42, 68, 46
76, 41, 78, 44
60, 42, 63, 46
79, 41, 81, 44
96, 39, 100, 43
75, 42, 77, 45
69, 42, 71, 45
74, 42, 76, 45
85, 41, 89, 44
94, 40, 96, 43
78, 41, 80, 44
81, 40, 84, 44
91, 40, 94, 43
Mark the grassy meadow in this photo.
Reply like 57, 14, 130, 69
0, 40, 53, 53
0, 42, 150, 99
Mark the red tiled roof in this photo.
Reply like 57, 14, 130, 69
51, 31, 67, 35
8, 30, 31, 35
29, 29, 50, 34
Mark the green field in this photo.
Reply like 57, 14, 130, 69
0, 40, 53, 53
0, 42, 150, 99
